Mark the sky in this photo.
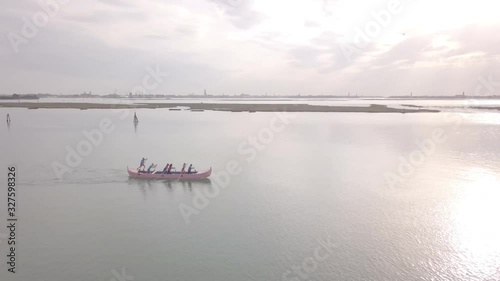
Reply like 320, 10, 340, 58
1, 0, 499, 96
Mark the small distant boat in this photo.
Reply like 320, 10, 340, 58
127, 167, 212, 180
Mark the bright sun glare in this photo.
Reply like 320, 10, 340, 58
453, 167, 500, 275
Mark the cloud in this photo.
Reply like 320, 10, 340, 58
304, 19, 320, 28
287, 31, 378, 72
1, 0, 500, 95
0, 16, 224, 95
446, 25, 500, 57
371, 36, 431, 68
210, 0, 264, 29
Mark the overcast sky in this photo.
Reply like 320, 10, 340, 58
1, 0, 499, 96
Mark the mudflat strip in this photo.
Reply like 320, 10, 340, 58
0, 102, 440, 113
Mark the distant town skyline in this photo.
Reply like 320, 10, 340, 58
1, 0, 500, 96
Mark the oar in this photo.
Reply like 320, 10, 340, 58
176, 166, 185, 182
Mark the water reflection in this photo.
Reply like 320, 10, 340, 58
164, 180, 173, 191
452, 167, 500, 278
127, 177, 212, 196
182, 180, 193, 192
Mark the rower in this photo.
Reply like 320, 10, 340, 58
138, 157, 147, 171
147, 163, 156, 173
163, 164, 169, 174
181, 163, 186, 173
167, 164, 173, 174
188, 164, 193, 174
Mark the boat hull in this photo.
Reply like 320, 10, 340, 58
127, 167, 211, 180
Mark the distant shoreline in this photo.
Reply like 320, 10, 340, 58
2, 94, 500, 100
0, 102, 440, 113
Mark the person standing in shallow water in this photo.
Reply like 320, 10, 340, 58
6, 114, 10, 123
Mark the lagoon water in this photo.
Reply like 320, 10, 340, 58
1, 105, 500, 281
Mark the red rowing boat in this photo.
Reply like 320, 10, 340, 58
127, 167, 212, 180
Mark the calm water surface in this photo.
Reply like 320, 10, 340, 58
1, 107, 500, 281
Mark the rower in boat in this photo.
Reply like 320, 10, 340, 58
167, 164, 173, 174
188, 164, 197, 174
147, 163, 157, 173
138, 157, 147, 171
162, 164, 169, 174
127, 166, 211, 179
181, 163, 187, 173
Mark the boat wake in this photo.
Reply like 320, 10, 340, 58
20, 168, 129, 187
